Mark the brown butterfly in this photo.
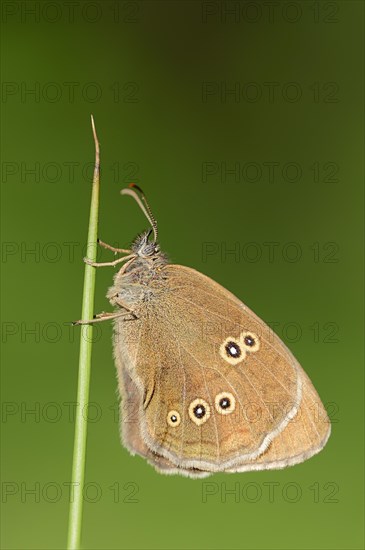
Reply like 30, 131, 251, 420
76, 184, 331, 478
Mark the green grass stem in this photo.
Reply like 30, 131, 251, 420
67, 116, 100, 549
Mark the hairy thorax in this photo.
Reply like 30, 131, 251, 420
106, 255, 169, 310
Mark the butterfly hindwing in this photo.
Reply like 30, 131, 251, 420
113, 264, 329, 474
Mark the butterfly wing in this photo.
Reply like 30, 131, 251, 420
226, 369, 331, 472
114, 264, 330, 474
117, 360, 211, 478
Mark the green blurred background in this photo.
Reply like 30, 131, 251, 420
1, 1, 364, 549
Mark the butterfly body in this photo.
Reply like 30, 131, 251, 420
105, 229, 331, 478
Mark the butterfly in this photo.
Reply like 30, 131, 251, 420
76, 184, 331, 478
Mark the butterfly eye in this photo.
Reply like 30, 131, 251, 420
167, 410, 181, 427
219, 337, 246, 365
188, 398, 211, 426
240, 331, 260, 353
215, 392, 236, 415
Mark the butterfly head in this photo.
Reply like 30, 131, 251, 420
131, 229, 161, 259
121, 184, 167, 265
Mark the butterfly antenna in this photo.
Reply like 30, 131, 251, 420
121, 184, 158, 242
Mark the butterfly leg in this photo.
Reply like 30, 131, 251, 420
109, 294, 138, 320
83, 253, 135, 268
97, 238, 131, 255
73, 294, 138, 325
72, 310, 132, 325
